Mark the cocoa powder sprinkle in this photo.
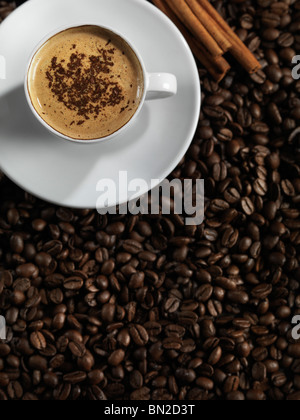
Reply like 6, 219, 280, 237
45, 46, 125, 125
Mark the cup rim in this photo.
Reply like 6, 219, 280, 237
24, 23, 147, 144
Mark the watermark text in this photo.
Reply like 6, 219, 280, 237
0, 316, 6, 340
292, 316, 300, 340
96, 172, 205, 226
292, 55, 300, 80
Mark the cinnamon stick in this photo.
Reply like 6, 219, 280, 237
186, 0, 232, 53
152, 0, 230, 82
197, 0, 262, 73
195, 42, 231, 83
165, 0, 223, 57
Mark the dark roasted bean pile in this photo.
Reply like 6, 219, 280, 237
0, 1, 14, 22
0, 0, 300, 401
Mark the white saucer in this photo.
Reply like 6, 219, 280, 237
0, 0, 200, 209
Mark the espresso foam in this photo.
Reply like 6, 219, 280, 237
27, 26, 144, 140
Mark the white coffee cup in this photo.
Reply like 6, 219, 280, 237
25, 24, 177, 144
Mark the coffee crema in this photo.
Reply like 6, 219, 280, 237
27, 25, 144, 140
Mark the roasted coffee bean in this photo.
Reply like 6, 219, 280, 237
227, 391, 245, 401
106, 222, 125, 235
208, 346, 222, 366
130, 387, 151, 401
117, 329, 131, 347
122, 240, 143, 254
69, 341, 86, 358
28, 356, 48, 372
87, 370, 105, 386
216, 277, 237, 291
101, 303, 116, 323
129, 272, 144, 289
35, 252, 52, 267
253, 179, 268, 196
227, 290, 249, 305
6, 207, 19, 225
252, 362, 267, 381
101, 260, 115, 275
130, 370, 144, 389
212, 162, 227, 182
53, 383, 72, 401
195, 284, 213, 302
250, 70, 267, 84
0, 373, 9, 387
246, 390, 266, 401
165, 324, 186, 338
224, 188, 240, 204
32, 219, 47, 232
30, 331, 47, 351
241, 197, 255, 216
63, 277, 84, 291
262, 28, 280, 41
129, 325, 149, 346
202, 320, 216, 338
223, 376, 240, 394
44, 372, 59, 388
87, 386, 107, 401
164, 297, 181, 313
163, 337, 182, 351
10, 233, 24, 254
217, 128, 233, 142
144, 322, 162, 337
196, 377, 214, 391
77, 350, 95, 372
7, 381, 23, 399
16, 263, 38, 278
63, 371, 87, 384
175, 368, 196, 384
177, 311, 198, 326
288, 344, 300, 359
108, 349, 125, 366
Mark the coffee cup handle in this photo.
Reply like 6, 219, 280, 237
145, 73, 177, 100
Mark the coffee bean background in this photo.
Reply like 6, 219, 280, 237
0, 0, 300, 401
